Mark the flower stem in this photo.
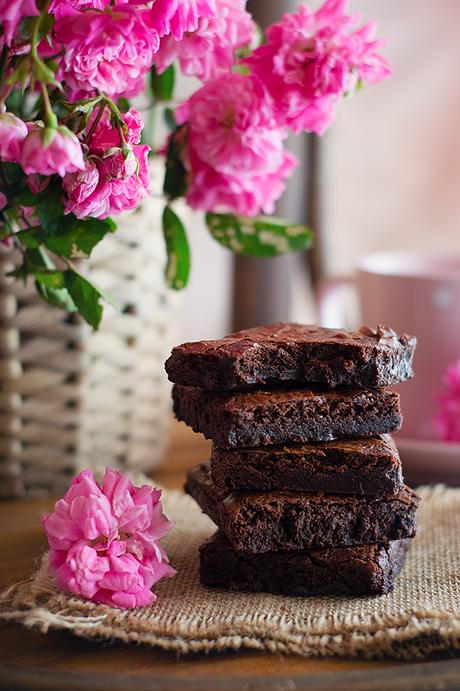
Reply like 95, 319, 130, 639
0, 45, 9, 103
85, 102, 106, 143
30, 0, 52, 58
40, 82, 57, 128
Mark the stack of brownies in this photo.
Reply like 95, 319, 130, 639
166, 323, 421, 597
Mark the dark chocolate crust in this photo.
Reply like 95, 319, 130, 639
200, 531, 410, 596
173, 385, 402, 447
165, 323, 416, 391
210, 435, 404, 495
185, 463, 420, 553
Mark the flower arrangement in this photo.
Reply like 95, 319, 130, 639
0, 0, 389, 327
43, 468, 175, 608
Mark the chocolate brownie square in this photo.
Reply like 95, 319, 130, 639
165, 323, 416, 391
210, 435, 403, 495
173, 385, 402, 447
200, 531, 410, 596
185, 463, 420, 553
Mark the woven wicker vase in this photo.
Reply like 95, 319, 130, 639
0, 194, 181, 498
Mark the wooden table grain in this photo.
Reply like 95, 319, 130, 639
1, 422, 459, 691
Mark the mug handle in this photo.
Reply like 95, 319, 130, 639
317, 276, 357, 328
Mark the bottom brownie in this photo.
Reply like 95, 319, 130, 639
200, 531, 410, 597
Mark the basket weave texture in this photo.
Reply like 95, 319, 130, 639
0, 195, 181, 498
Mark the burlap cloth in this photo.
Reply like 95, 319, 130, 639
1, 484, 460, 659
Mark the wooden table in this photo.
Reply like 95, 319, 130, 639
1, 422, 460, 691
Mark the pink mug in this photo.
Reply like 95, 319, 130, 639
318, 251, 460, 441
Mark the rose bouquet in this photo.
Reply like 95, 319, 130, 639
0, 0, 389, 327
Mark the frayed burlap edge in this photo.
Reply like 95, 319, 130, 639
1, 485, 460, 660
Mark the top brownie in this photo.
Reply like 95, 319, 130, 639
165, 323, 416, 390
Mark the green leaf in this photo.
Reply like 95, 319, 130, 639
73, 217, 116, 255
38, 13, 55, 40
64, 270, 120, 329
37, 185, 65, 232
32, 57, 59, 86
37, 194, 112, 257
44, 216, 116, 258
35, 280, 77, 312
25, 246, 55, 270
14, 188, 43, 207
1, 162, 24, 187
150, 64, 175, 102
5, 89, 24, 117
7, 56, 32, 88
163, 126, 188, 201
66, 95, 103, 116
64, 272, 103, 329
34, 270, 65, 289
33, 266, 77, 312
162, 206, 190, 290
16, 228, 43, 249
205, 213, 314, 257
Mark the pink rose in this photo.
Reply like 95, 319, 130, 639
0, 112, 28, 162
88, 107, 143, 153
62, 160, 111, 219
0, 191, 6, 211
0, 0, 38, 46
63, 108, 150, 219
107, 144, 150, 215
185, 152, 297, 216
52, 541, 111, 600
55, 8, 160, 99
49, 0, 111, 19
154, 0, 254, 80
43, 468, 175, 609
433, 360, 460, 442
99, 148, 138, 181
244, 0, 390, 134
175, 73, 297, 216
149, 0, 217, 40
20, 124, 85, 177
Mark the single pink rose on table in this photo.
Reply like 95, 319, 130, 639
149, 0, 217, 40
0, 0, 38, 46
154, 0, 254, 80
43, 468, 175, 609
54, 8, 160, 99
175, 72, 297, 216
0, 112, 28, 162
20, 123, 85, 177
244, 0, 390, 135
433, 360, 460, 442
